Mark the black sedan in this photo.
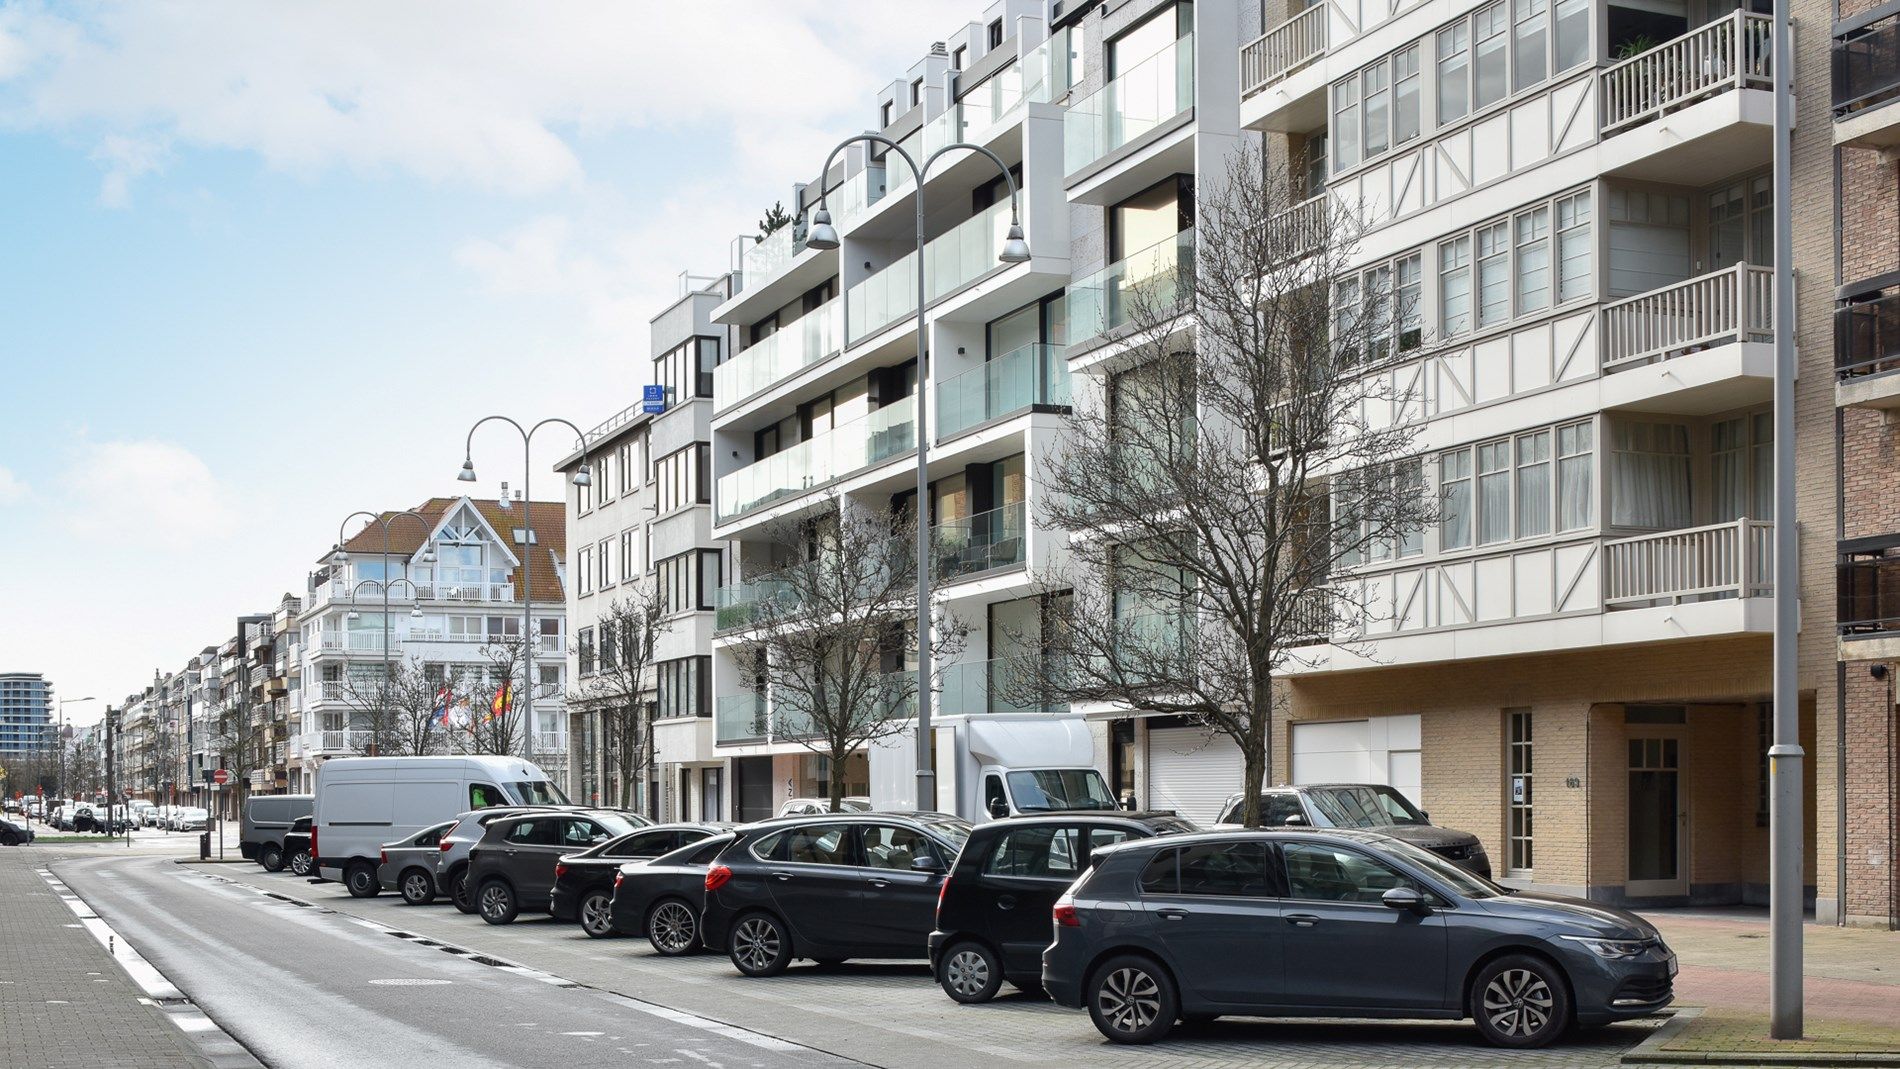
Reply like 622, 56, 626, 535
609, 832, 741, 955
0, 818, 35, 846
551, 822, 733, 938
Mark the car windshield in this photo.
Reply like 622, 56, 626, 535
509, 780, 570, 806
918, 816, 973, 849
1304, 786, 1428, 828
1005, 769, 1117, 812
840, 799, 871, 812
1371, 836, 1509, 899
593, 813, 640, 838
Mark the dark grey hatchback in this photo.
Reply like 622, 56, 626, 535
1042, 828, 1675, 1049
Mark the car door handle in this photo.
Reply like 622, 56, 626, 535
867, 877, 891, 888
1156, 908, 1189, 921
1285, 913, 1320, 927
770, 871, 793, 882
995, 894, 1017, 910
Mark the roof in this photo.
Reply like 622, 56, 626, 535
336, 496, 567, 605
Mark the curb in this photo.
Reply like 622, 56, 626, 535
1625, 1008, 1900, 1067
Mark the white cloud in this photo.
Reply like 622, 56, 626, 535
0, 464, 26, 503
90, 133, 170, 207
61, 439, 239, 549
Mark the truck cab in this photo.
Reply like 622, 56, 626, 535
872, 717, 1117, 822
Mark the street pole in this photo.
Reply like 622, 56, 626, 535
105, 707, 116, 842
807, 134, 1028, 812
1767, 0, 1803, 1040
335, 510, 431, 742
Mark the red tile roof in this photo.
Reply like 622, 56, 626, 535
337, 496, 567, 604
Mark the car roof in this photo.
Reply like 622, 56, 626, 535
983, 810, 1192, 830
1092, 826, 1402, 857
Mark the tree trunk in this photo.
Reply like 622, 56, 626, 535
1240, 662, 1276, 828
827, 739, 847, 813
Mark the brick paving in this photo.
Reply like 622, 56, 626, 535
0, 845, 209, 1069
1648, 911, 1900, 1032
1658, 1008, 1900, 1058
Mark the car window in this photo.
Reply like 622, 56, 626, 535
470, 783, 506, 809
1304, 786, 1425, 828
984, 775, 1007, 815
1005, 769, 1117, 812
682, 836, 734, 865
863, 825, 935, 870
1139, 847, 1180, 893
984, 825, 1082, 879
785, 825, 851, 865
1218, 794, 1307, 826
415, 824, 450, 847
1176, 842, 1276, 896
291, 817, 310, 832
563, 820, 612, 847
503, 819, 561, 846
749, 831, 786, 861
606, 830, 673, 858
1282, 841, 1416, 902
1087, 827, 1137, 857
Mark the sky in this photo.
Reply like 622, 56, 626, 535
0, 0, 975, 727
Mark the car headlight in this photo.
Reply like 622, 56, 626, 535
1559, 935, 1653, 959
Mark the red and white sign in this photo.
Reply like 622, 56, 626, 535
212, 769, 230, 786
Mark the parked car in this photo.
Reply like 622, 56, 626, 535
551, 822, 732, 938
609, 833, 740, 956
701, 812, 972, 977
436, 806, 567, 914
313, 755, 569, 897
2, 799, 19, 814
173, 807, 209, 832
777, 797, 871, 816
281, 817, 315, 877
467, 810, 646, 925
378, 821, 457, 904
242, 794, 314, 870
1216, 785, 1492, 878
0, 818, 35, 846
1042, 827, 1676, 1048
129, 800, 155, 826
929, 811, 1197, 1003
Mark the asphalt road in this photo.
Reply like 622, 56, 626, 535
52, 852, 854, 1069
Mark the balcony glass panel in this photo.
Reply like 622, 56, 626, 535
742, 221, 807, 292
938, 343, 1070, 437
715, 693, 766, 744
716, 396, 917, 521
1837, 290, 1900, 379
713, 299, 843, 406
1065, 33, 1195, 174
937, 656, 1065, 715
933, 501, 1028, 581
847, 200, 1014, 342
1840, 544, 1900, 634
1067, 229, 1195, 343
833, 165, 889, 230
1834, 12, 1900, 115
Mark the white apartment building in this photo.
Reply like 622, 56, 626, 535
558, 278, 734, 819
294, 496, 570, 785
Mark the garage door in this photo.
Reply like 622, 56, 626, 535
1290, 714, 1423, 807
1147, 726, 1250, 825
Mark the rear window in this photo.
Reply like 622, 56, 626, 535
748, 831, 786, 861
1140, 841, 1279, 897
983, 825, 1083, 879
680, 835, 734, 865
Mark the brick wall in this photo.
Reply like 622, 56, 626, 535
1841, 662, 1899, 925
1841, 147, 1900, 288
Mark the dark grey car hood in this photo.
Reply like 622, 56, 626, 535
1479, 890, 1657, 939
1375, 824, 1482, 850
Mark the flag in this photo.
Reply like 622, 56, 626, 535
488, 681, 512, 723
433, 685, 453, 727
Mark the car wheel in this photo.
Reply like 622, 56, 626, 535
289, 850, 314, 877
478, 879, 518, 925
579, 891, 617, 938
259, 844, 284, 872
728, 912, 792, 977
1472, 954, 1572, 1049
400, 868, 436, 906
647, 899, 700, 956
345, 862, 380, 898
0, 831, 16, 847
449, 869, 478, 914
1087, 955, 1178, 1045
938, 941, 1004, 1004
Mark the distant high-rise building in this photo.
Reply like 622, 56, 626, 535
0, 672, 54, 757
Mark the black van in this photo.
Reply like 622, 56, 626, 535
928, 811, 1196, 1003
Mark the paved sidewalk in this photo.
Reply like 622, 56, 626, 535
0, 847, 210, 1068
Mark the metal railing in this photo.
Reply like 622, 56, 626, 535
937, 343, 1071, 438
1066, 33, 1195, 174
1840, 549, 1900, 634
1601, 262, 1775, 370
317, 632, 401, 653
1601, 11, 1772, 134
1836, 289, 1900, 379
1241, 4, 1326, 97
1603, 518, 1773, 605
1834, 10, 1900, 116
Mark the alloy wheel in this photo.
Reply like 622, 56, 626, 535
480, 886, 511, 921
651, 902, 696, 953
581, 895, 614, 937
290, 852, 312, 877
1482, 968, 1555, 1039
403, 873, 432, 902
1096, 967, 1161, 1035
732, 917, 780, 972
944, 949, 991, 998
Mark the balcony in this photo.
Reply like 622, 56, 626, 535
1836, 287, 1900, 409
1240, 4, 1325, 98
1601, 12, 1771, 136
937, 343, 1070, 439
712, 299, 842, 410
1603, 519, 1773, 607
846, 199, 1017, 343
316, 632, 400, 654
313, 729, 359, 754
529, 731, 567, 756
833, 165, 888, 232
1602, 263, 1775, 371
742, 218, 808, 293
715, 396, 917, 522
961, 37, 1064, 142
714, 566, 805, 632
1066, 33, 1195, 178
932, 501, 1028, 583
937, 656, 1065, 716
715, 693, 766, 744
887, 106, 965, 198
326, 579, 514, 604
1067, 229, 1194, 347
1834, 9, 1900, 148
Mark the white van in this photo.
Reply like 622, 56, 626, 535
312, 756, 566, 896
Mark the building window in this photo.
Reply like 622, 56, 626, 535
880, 100, 893, 127
1557, 421, 1593, 531
654, 444, 710, 514
910, 77, 923, 107
988, 18, 1003, 49
576, 547, 593, 595
1506, 708, 1532, 874
656, 656, 710, 719
617, 441, 635, 495
619, 530, 636, 583
656, 550, 722, 614
655, 336, 717, 401
1437, 190, 1592, 340
1712, 411, 1773, 522
577, 628, 596, 676
596, 538, 612, 589
1440, 420, 1591, 550
953, 44, 967, 70
595, 452, 614, 505
1608, 420, 1691, 529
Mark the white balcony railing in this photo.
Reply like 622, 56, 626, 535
315, 729, 358, 754
530, 732, 568, 756
1600, 11, 1772, 134
1241, 4, 1326, 97
325, 580, 514, 604
317, 632, 400, 653
1601, 262, 1775, 370
1603, 518, 1773, 606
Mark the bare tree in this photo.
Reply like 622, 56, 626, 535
329, 656, 453, 758
571, 588, 669, 809
733, 498, 966, 812
445, 638, 534, 759
1013, 144, 1433, 827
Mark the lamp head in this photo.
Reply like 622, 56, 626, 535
573, 463, 593, 488
409, 606, 423, 620
805, 206, 840, 251
419, 546, 436, 564
999, 222, 1031, 264
345, 610, 360, 622
332, 545, 348, 565
457, 458, 478, 483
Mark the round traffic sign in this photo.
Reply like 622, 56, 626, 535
212, 769, 230, 785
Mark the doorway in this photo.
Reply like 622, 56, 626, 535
1626, 728, 1689, 897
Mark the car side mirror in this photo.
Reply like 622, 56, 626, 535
1282, 814, 1306, 826
986, 796, 1009, 819
911, 855, 946, 874
1382, 886, 1426, 913
1419, 810, 1430, 823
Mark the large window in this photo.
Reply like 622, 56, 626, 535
1440, 420, 1592, 551
655, 336, 718, 401
1337, 458, 1426, 567
577, 627, 596, 676
576, 546, 593, 595
1506, 708, 1533, 874
595, 538, 611, 590
1437, 191, 1591, 340
1608, 420, 1690, 529
1711, 411, 1772, 522
656, 550, 722, 614
619, 529, 637, 583
655, 444, 711, 514
656, 656, 710, 719
1335, 252, 1422, 367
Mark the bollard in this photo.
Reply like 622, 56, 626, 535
199, 832, 210, 860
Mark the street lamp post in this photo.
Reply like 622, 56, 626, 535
803, 134, 1030, 811
457, 418, 593, 758
333, 510, 433, 746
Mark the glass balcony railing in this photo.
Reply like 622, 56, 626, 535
1067, 229, 1195, 343
1837, 289, 1900, 379
742, 220, 807, 292
937, 343, 1070, 437
833, 165, 889, 230
932, 501, 1028, 582
715, 693, 766, 744
847, 200, 1016, 342
937, 656, 1067, 716
1065, 33, 1195, 174
713, 567, 804, 631
1835, 12, 1900, 115
713, 299, 842, 408
886, 107, 963, 196
716, 396, 918, 521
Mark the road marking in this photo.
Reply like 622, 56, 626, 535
368, 978, 455, 986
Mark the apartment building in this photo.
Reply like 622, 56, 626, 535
294, 496, 570, 785
557, 277, 734, 818
0, 672, 53, 758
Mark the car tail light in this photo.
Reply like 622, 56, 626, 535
309, 827, 318, 861
704, 865, 733, 892
1053, 889, 1080, 928
614, 871, 624, 888
440, 838, 454, 851
554, 862, 567, 881
936, 875, 952, 920
380, 849, 388, 865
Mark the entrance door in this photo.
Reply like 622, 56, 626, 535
1626, 733, 1688, 897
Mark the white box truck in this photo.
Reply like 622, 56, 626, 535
312, 755, 564, 895
870, 716, 1117, 822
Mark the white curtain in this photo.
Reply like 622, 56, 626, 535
1610, 421, 1692, 529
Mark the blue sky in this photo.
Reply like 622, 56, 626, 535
0, 0, 972, 723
